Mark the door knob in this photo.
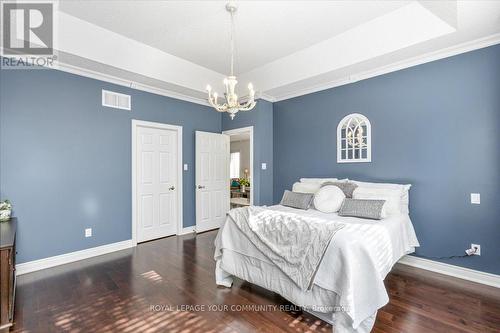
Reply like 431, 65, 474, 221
169, 186, 175, 191
197, 185, 206, 189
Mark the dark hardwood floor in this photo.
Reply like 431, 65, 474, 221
11, 231, 500, 333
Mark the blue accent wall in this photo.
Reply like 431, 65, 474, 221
0, 69, 221, 263
222, 100, 274, 206
273, 44, 500, 275
2, 44, 499, 275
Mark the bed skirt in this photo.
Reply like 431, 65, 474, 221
216, 250, 377, 333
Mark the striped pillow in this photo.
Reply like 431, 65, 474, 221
280, 190, 314, 210
338, 199, 386, 220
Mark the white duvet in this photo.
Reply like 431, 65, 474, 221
214, 205, 419, 332
228, 206, 345, 290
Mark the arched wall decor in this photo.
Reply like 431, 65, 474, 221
337, 113, 371, 163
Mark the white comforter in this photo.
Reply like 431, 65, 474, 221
228, 206, 345, 290
214, 205, 419, 331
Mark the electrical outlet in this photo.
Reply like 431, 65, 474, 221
471, 243, 481, 256
183, 163, 188, 171
85, 228, 92, 238
470, 193, 480, 204
261, 163, 267, 170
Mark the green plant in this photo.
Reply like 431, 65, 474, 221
0, 200, 11, 211
239, 178, 250, 187
0, 200, 12, 222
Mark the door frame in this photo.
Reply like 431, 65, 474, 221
222, 126, 254, 206
131, 119, 183, 245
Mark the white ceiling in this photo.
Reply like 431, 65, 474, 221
59, 0, 410, 75
54, 0, 500, 104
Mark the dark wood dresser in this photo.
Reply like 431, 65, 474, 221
0, 218, 16, 333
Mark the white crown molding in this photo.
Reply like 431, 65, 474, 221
5, 33, 499, 107
57, 31, 500, 105
16, 239, 135, 275
57, 60, 274, 107
398, 255, 500, 289
0, 52, 208, 106
56, 61, 210, 107
270, 33, 500, 102
258, 93, 277, 103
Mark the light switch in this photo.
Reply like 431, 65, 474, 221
183, 164, 188, 171
261, 163, 267, 170
470, 193, 480, 204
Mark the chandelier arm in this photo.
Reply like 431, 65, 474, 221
215, 105, 229, 113
217, 102, 229, 112
243, 98, 254, 106
239, 101, 256, 111
237, 91, 256, 110
207, 93, 216, 107
208, 95, 226, 112
209, 100, 229, 113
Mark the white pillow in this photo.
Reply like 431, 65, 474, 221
353, 187, 401, 217
300, 177, 337, 183
292, 182, 321, 194
352, 180, 411, 214
314, 185, 346, 213
300, 178, 348, 184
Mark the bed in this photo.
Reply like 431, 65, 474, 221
214, 180, 420, 333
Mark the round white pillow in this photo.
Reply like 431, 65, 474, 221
314, 185, 346, 213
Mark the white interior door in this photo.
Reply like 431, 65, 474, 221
196, 131, 230, 232
136, 124, 179, 242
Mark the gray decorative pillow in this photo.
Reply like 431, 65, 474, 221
338, 199, 386, 220
321, 181, 358, 198
280, 190, 314, 210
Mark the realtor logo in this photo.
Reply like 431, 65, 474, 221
1, 1, 57, 69
2, 2, 53, 55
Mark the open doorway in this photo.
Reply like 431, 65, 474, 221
223, 126, 253, 208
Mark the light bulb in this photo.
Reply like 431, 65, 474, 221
206, 85, 211, 91
248, 83, 253, 90
223, 78, 228, 85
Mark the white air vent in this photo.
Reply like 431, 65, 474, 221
102, 90, 131, 110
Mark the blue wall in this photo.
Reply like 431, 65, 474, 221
222, 100, 274, 206
273, 44, 500, 275
0, 69, 221, 263
2, 44, 499, 275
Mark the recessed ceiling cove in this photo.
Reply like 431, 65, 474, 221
56, 0, 500, 104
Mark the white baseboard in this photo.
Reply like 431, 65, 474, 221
178, 226, 196, 235
16, 239, 135, 276
16, 228, 197, 275
398, 255, 500, 288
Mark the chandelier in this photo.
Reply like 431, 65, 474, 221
206, 2, 256, 120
